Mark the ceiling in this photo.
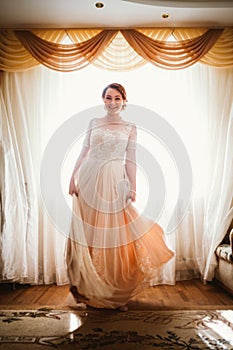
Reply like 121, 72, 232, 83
0, 0, 233, 29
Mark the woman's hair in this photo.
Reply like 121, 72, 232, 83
102, 83, 128, 102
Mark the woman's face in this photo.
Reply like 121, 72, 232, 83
103, 88, 124, 115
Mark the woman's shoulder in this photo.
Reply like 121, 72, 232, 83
125, 121, 137, 133
89, 117, 98, 124
120, 119, 137, 131
86, 118, 100, 130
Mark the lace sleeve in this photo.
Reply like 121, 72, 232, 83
126, 124, 137, 156
71, 119, 94, 175
125, 124, 137, 192
82, 119, 94, 148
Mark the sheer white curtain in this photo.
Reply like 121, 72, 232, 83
0, 68, 69, 284
161, 65, 233, 282
0, 78, 39, 283
0, 63, 232, 285
191, 66, 233, 281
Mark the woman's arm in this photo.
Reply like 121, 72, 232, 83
69, 145, 90, 195
69, 120, 92, 196
125, 124, 137, 202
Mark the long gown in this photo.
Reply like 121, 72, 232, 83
66, 117, 175, 309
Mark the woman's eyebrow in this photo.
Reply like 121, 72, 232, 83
105, 94, 121, 98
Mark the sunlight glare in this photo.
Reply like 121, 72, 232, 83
69, 312, 83, 332
57, 61, 207, 232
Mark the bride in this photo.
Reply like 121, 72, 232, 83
66, 83, 174, 309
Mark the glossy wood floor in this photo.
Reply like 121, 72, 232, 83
0, 279, 233, 310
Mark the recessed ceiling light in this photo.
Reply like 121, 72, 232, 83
162, 13, 170, 19
95, 2, 104, 8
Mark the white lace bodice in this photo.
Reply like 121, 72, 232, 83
85, 118, 136, 161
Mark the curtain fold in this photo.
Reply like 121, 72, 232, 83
0, 28, 233, 72
174, 27, 233, 68
0, 80, 39, 282
0, 30, 39, 72
77, 31, 147, 72
0, 30, 68, 72
200, 71, 233, 280
15, 30, 118, 72
121, 28, 223, 69
0, 68, 69, 284
170, 65, 233, 282
31, 29, 67, 43
66, 29, 103, 43
89, 28, 174, 71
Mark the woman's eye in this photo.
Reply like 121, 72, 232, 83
105, 96, 121, 101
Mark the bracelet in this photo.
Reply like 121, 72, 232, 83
129, 190, 136, 194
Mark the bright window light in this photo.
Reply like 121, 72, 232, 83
55, 62, 207, 230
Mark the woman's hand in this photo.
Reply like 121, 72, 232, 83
126, 189, 136, 203
69, 175, 78, 196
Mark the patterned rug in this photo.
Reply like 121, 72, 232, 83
0, 308, 233, 349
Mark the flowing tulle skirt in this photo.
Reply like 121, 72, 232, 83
66, 158, 175, 309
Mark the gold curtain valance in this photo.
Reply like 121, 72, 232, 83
121, 28, 222, 69
0, 27, 232, 72
15, 30, 118, 72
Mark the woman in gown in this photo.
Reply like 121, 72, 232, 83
66, 83, 175, 309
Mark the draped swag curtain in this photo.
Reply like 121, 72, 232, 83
0, 27, 233, 72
